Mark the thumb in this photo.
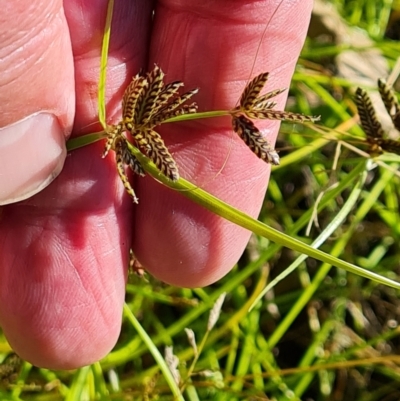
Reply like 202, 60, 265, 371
0, 1, 75, 204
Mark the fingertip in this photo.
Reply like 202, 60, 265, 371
0, 113, 66, 205
3, 310, 123, 370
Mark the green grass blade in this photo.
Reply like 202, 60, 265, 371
250, 161, 368, 309
66, 131, 106, 151
123, 304, 185, 401
98, 0, 114, 129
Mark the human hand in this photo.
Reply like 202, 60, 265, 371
0, 0, 313, 369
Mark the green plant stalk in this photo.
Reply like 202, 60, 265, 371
65, 109, 233, 152
123, 304, 185, 401
127, 141, 400, 290
180, 330, 210, 393
67, 366, 90, 401
66, 132, 106, 152
98, 0, 114, 129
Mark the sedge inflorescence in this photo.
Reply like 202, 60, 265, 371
355, 79, 400, 156
103, 66, 320, 203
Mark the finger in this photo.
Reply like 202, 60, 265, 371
133, 0, 313, 286
0, 0, 152, 369
0, 0, 75, 204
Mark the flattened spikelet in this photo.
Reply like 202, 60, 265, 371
157, 88, 199, 117
123, 75, 147, 123
152, 103, 198, 125
254, 88, 286, 107
130, 128, 150, 151
240, 72, 270, 110
133, 79, 150, 126
121, 144, 145, 176
103, 123, 123, 158
146, 130, 180, 181
232, 115, 280, 165
157, 81, 184, 104
245, 109, 321, 122
376, 138, 400, 155
355, 87, 385, 140
115, 138, 139, 203
229, 71, 320, 165
378, 78, 400, 130
140, 66, 165, 125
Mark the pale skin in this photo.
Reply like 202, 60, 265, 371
0, 0, 313, 369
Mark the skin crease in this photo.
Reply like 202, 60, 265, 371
0, 0, 313, 369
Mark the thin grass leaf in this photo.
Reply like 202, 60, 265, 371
98, 0, 114, 129
123, 304, 185, 400
250, 162, 368, 310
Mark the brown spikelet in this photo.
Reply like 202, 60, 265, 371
104, 65, 202, 190
378, 78, 400, 130
157, 88, 199, 117
245, 109, 321, 123
355, 87, 385, 140
232, 115, 280, 165
115, 137, 139, 203
133, 79, 150, 126
146, 130, 180, 181
123, 75, 148, 123
156, 81, 184, 104
254, 88, 286, 107
121, 144, 145, 177
127, 124, 151, 152
152, 103, 198, 125
103, 123, 123, 158
240, 72, 270, 110
375, 138, 400, 155
139, 66, 165, 125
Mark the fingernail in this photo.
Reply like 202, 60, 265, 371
0, 113, 66, 205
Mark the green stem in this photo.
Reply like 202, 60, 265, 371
66, 132, 106, 152
163, 110, 230, 123
127, 141, 400, 291
123, 304, 185, 400
65, 110, 230, 151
